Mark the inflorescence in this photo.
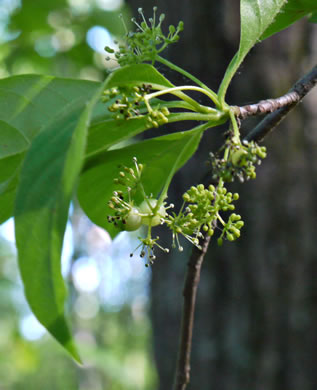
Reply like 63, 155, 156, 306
166, 181, 243, 251
102, 8, 222, 130
101, 84, 170, 127
107, 157, 144, 232
107, 158, 245, 266
105, 7, 184, 66
211, 137, 267, 183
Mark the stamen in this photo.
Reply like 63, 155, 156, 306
152, 6, 157, 27
131, 17, 143, 32
138, 7, 148, 28
119, 14, 128, 34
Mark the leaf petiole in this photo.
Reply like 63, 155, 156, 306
157, 55, 220, 107
167, 112, 227, 124
145, 85, 220, 112
229, 109, 240, 141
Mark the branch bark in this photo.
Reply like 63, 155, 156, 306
173, 234, 211, 390
244, 64, 317, 142
233, 92, 299, 120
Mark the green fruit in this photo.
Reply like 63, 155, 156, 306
139, 199, 166, 226
124, 208, 142, 231
231, 149, 247, 166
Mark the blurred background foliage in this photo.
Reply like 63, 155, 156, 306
0, 0, 131, 79
0, 0, 158, 389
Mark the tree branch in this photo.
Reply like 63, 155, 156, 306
173, 234, 211, 390
234, 91, 299, 120
244, 64, 317, 142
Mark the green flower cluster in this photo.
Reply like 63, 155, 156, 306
167, 181, 243, 251
101, 84, 170, 127
217, 213, 244, 246
107, 158, 144, 231
145, 106, 170, 128
133, 235, 170, 267
105, 7, 184, 66
211, 138, 267, 182
102, 84, 150, 119
107, 158, 170, 266
107, 158, 246, 264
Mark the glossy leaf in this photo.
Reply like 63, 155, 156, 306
87, 105, 183, 158
218, 0, 288, 102
78, 127, 204, 237
105, 63, 174, 90
0, 160, 21, 224
86, 116, 150, 157
14, 78, 107, 362
0, 75, 100, 143
0, 75, 103, 223
261, 0, 317, 39
219, 0, 317, 102
0, 121, 29, 158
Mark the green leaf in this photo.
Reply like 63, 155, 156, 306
0, 163, 21, 224
86, 116, 150, 157
0, 74, 100, 143
261, 0, 317, 39
77, 127, 204, 237
0, 153, 24, 185
105, 63, 174, 90
0, 121, 29, 158
0, 75, 104, 223
218, 0, 317, 103
218, 0, 288, 103
14, 77, 107, 362
87, 99, 170, 158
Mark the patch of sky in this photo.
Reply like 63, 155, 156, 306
98, 231, 151, 311
0, 0, 21, 43
95, 0, 124, 11
86, 25, 117, 54
0, 217, 74, 278
72, 256, 101, 293
19, 313, 46, 341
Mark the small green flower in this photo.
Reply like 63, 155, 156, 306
167, 181, 242, 250
102, 83, 171, 127
105, 7, 184, 66
211, 136, 267, 183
